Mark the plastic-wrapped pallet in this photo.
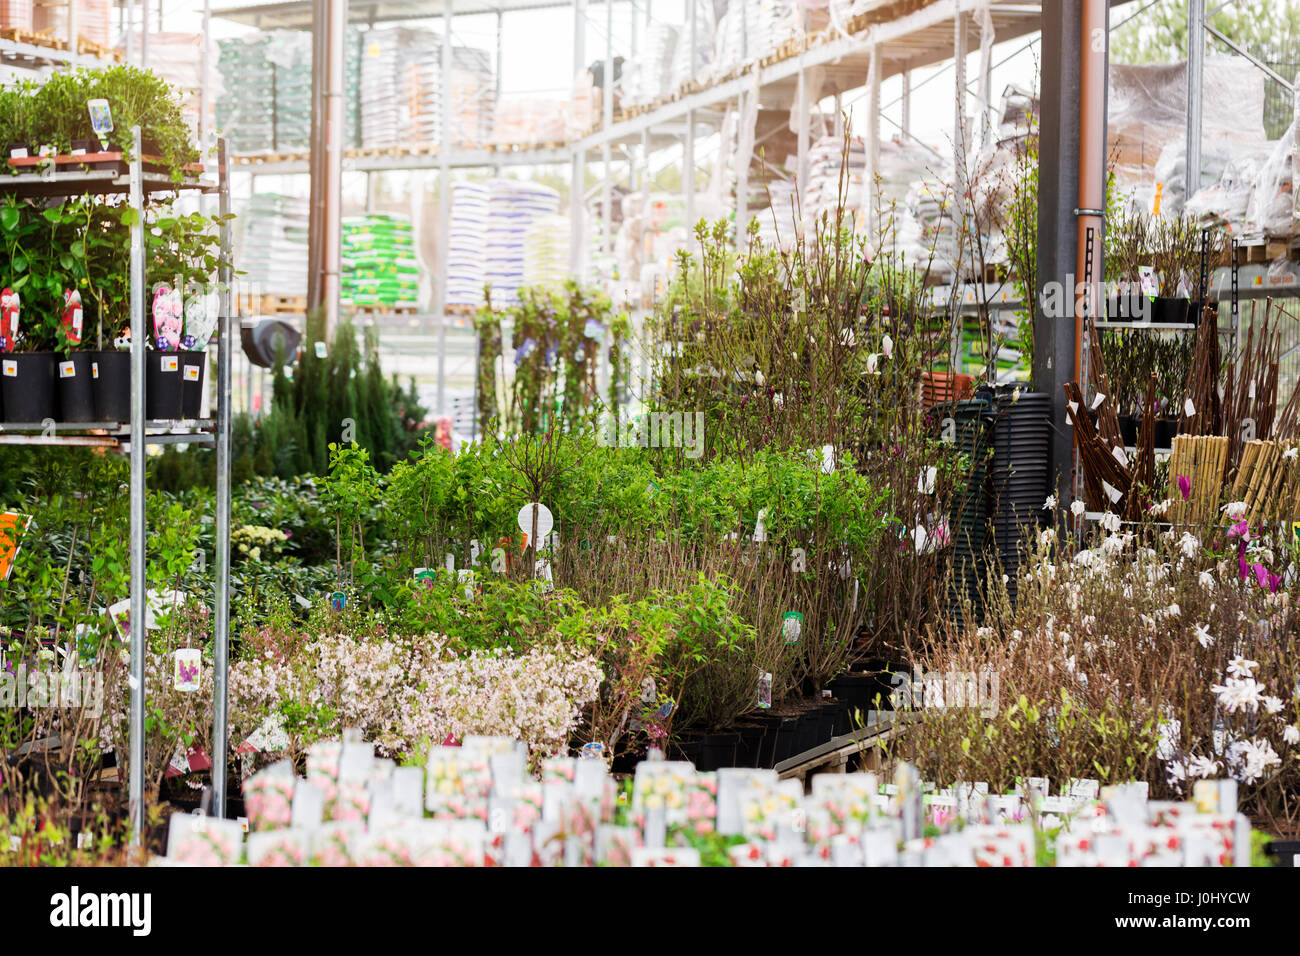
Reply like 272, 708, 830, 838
136, 33, 223, 144
804, 134, 865, 229
1108, 57, 1266, 211
492, 98, 567, 147
265, 31, 313, 151
523, 214, 570, 289
1185, 146, 1272, 236
233, 194, 309, 299
217, 36, 277, 153
485, 180, 561, 307
33, 0, 111, 46
341, 214, 424, 310
753, 177, 800, 251
624, 23, 677, 107
359, 27, 441, 149
446, 183, 490, 308
668, 1, 715, 92
1246, 120, 1298, 239
0, 0, 32, 30
713, 0, 800, 79
905, 178, 959, 279
448, 46, 494, 148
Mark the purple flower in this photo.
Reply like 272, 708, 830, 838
1228, 519, 1249, 540
1177, 474, 1191, 501
1254, 563, 1270, 590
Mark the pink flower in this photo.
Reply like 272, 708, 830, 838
1177, 475, 1191, 501
1228, 519, 1249, 540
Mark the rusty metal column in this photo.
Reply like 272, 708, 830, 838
1074, 0, 1108, 384
309, 0, 346, 336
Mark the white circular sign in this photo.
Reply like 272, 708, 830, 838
517, 502, 554, 542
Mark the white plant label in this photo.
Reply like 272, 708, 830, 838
161, 355, 178, 373
184, 364, 201, 382
59, 361, 76, 379
516, 503, 554, 544
1184, 397, 1196, 418
173, 647, 201, 692
2, 361, 15, 378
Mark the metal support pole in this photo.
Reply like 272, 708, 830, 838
736, 90, 751, 244
1036, 0, 1084, 508
865, 43, 881, 237
212, 139, 234, 818
571, 0, 587, 276
307, 0, 324, 315
127, 126, 146, 846
571, 149, 586, 275
796, 66, 809, 226
199, 0, 211, 153
1075, 0, 1108, 385
901, 69, 911, 139
978, 7, 995, 153
688, 0, 697, 76
68, 0, 77, 57
1186, 0, 1205, 201
437, 0, 452, 417
323, 0, 344, 337
603, 0, 614, 256
140, 0, 148, 69
953, 10, 967, 191
685, 109, 695, 228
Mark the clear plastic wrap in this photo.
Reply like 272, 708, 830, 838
1246, 121, 1297, 238
1183, 145, 1270, 235
1108, 57, 1266, 196
0, 0, 32, 31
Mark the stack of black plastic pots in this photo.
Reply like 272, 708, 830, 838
942, 397, 995, 626
987, 390, 1052, 605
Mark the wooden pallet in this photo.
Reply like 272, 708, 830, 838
236, 293, 308, 316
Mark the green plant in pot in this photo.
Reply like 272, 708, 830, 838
0, 79, 43, 162
0, 198, 72, 424
1150, 214, 1200, 325
1105, 207, 1150, 322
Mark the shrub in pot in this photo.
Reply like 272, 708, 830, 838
54, 289, 95, 422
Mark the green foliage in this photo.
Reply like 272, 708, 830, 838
0, 66, 198, 173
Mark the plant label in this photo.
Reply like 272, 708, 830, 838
329, 591, 346, 611
91, 362, 98, 379
757, 672, 772, 709
87, 98, 114, 136
184, 364, 201, 382
314, 341, 327, 359
2, 360, 15, 377
516, 502, 554, 544
161, 355, 178, 373
781, 611, 803, 644
173, 647, 200, 692
59, 361, 76, 379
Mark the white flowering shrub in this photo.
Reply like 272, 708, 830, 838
896, 507, 1300, 831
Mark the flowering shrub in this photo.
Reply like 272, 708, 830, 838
896, 502, 1300, 832
232, 524, 290, 563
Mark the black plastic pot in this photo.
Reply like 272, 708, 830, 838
145, 352, 183, 420
1154, 417, 1178, 448
180, 353, 207, 419
823, 698, 851, 737
1, 352, 57, 423
1107, 292, 1151, 323
670, 732, 703, 768
827, 673, 875, 713
91, 350, 130, 423
733, 722, 765, 768
56, 351, 96, 422
1118, 414, 1139, 446
699, 731, 738, 772
1152, 296, 1190, 325
770, 716, 798, 766
1265, 839, 1299, 867
785, 711, 814, 759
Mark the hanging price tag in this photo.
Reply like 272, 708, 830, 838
173, 648, 201, 692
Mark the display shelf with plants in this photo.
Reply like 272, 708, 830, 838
0, 67, 238, 847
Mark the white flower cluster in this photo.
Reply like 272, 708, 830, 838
233, 524, 290, 562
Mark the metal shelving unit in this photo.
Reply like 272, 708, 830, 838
0, 134, 236, 844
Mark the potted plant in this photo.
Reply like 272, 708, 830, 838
1105, 208, 1150, 322
1150, 214, 1199, 325
1155, 334, 1194, 448
1, 199, 64, 423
